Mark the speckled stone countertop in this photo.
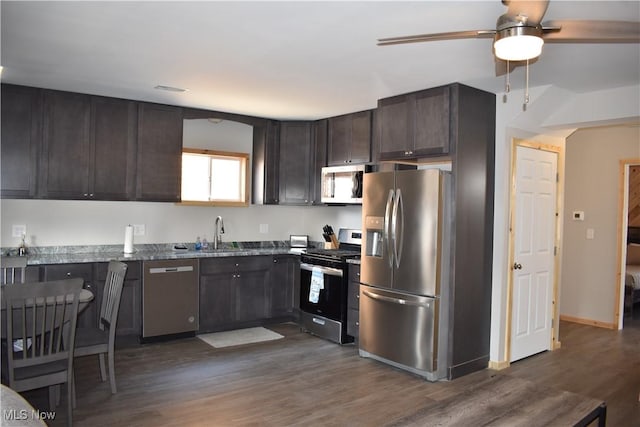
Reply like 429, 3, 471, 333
2, 241, 314, 266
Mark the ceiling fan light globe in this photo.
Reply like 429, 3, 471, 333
493, 26, 544, 61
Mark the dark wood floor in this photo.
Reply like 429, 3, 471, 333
20, 316, 640, 427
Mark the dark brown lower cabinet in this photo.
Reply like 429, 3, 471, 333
198, 256, 272, 333
270, 255, 298, 319
199, 255, 297, 333
43, 261, 142, 337
95, 261, 141, 336
347, 264, 360, 340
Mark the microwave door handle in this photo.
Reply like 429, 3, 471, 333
352, 171, 362, 198
384, 189, 395, 268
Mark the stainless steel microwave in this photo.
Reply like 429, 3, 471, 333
321, 165, 368, 204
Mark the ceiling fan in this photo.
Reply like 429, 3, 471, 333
378, 0, 640, 95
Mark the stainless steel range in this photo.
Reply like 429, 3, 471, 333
299, 228, 361, 344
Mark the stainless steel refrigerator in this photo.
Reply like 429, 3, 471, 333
359, 168, 452, 381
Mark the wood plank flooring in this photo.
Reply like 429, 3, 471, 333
18, 319, 640, 427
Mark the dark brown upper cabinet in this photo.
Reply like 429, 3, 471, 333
252, 120, 280, 205
40, 90, 92, 199
1, 85, 42, 198
278, 121, 313, 205
377, 85, 450, 160
136, 103, 183, 202
90, 96, 137, 200
327, 110, 371, 166
37, 90, 137, 200
311, 119, 328, 205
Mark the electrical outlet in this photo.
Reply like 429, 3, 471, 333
259, 224, 269, 234
133, 224, 146, 236
12, 224, 26, 238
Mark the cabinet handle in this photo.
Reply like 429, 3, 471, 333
355, 321, 359, 326
237, 274, 241, 278
66, 272, 71, 277
273, 259, 277, 263
235, 263, 239, 267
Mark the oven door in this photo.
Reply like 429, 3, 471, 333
299, 262, 344, 321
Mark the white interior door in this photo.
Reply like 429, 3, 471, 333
511, 146, 558, 362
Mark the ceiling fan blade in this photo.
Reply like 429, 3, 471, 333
377, 30, 495, 46
541, 20, 640, 43
504, 0, 549, 25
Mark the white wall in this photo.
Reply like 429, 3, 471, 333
489, 84, 640, 364
0, 199, 362, 247
560, 125, 640, 324
0, 117, 363, 248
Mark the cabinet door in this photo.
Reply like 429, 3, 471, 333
199, 273, 235, 332
377, 94, 411, 160
279, 121, 312, 205
413, 86, 451, 156
310, 120, 327, 205
43, 263, 95, 329
270, 255, 297, 318
1, 84, 41, 198
40, 90, 92, 199
235, 269, 270, 322
349, 110, 372, 164
136, 103, 183, 202
252, 121, 280, 204
91, 97, 137, 200
327, 115, 350, 166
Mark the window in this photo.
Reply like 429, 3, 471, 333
181, 148, 249, 206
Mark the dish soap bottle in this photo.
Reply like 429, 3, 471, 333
18, 234, 27, 256
195, 236, 202, 251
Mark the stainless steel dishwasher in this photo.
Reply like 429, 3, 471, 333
142, 259, 199, 340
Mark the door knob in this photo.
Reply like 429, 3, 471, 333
513, 262, 523, 270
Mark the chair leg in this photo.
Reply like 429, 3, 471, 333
99, 353, 107, 382
71, 369, 77, 409
66, 381, 73, 427
108, 349, 117, 394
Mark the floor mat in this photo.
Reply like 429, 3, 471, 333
197, 327, 284, 348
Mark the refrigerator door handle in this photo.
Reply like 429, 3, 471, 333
393, 188, 404, 268
362, 289, 432, 308
384, 189, 395, 268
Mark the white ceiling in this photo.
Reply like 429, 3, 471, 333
1, 1, 639, 121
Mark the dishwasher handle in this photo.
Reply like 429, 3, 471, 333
149, 266, 194, 274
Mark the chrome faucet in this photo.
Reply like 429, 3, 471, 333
214, 216, 225, 249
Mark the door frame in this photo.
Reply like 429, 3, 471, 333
615, 158, 640, 329
505, 139, 564, 364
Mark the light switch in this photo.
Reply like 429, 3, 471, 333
586, 228, 595, 240
133, 224, 146, 236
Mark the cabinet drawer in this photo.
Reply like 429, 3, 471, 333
44, 263, 93, 283
348, 264, 361, 282
347, 308, 359, 339
348, 281, 360, 310
95, 260, 141, 280
200, 256, 272, 275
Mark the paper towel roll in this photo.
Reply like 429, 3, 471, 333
124, 225, 134, 254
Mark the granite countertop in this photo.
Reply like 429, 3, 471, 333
2, 241, 310, 266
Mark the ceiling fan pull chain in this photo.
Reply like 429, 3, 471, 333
505, 60, 511, 93
523, 59, 530, 110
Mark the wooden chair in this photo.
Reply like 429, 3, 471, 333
3, 278, 84, 427
1, 256, 27, 285
74, 261, 128, 394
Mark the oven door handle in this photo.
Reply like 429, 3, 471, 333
300, 263, 344, 278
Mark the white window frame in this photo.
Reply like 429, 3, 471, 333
180, 148, 250, 207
